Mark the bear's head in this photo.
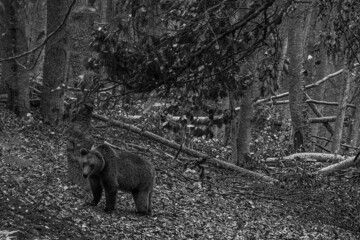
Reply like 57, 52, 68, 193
80, 148, 105, 178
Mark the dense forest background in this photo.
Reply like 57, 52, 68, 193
1, 0, 360, 239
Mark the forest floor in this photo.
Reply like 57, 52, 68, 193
0, 105, 359, 240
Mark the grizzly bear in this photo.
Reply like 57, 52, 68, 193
80, 144, 156, 215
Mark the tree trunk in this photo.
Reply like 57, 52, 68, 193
0, 0, 30, 117
230, 0, 256, 165
287, 4, 311, 152
331, 60, 351, 154
41, 0, 70, 125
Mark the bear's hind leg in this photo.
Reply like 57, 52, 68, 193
87, 176, 102, 206
133, 190, 151, 215
104, 190, 117, 213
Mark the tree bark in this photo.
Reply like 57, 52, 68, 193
277, 29, 289, 90
41, 0, 70, 125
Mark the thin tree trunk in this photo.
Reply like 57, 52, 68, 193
331, 60, 351, 153
311, 4, 330, 151
0, 0, 17, 112
41, 0, 70, 125
235, 77, 258, 165
230, 95, 240, 163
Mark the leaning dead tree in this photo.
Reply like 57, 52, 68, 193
266, 152, 360, 176
254, 63, 359, 105
91, 113, 278, 183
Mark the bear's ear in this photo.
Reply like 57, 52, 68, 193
80, 148, 89, 156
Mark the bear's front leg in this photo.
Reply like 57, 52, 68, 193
103, 178, 118, 213
87, 176, 103, 206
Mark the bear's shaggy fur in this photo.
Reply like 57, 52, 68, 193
80, 144, 156, 215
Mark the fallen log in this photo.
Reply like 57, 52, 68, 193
317, 154, 360, 175
91, 113, 278, 183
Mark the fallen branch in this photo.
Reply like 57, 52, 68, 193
265, 152, 346, 163
306, 99, 355, 108
309, 116, 348, 123
91, 113, 278, 183
311, 135, 359, 150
